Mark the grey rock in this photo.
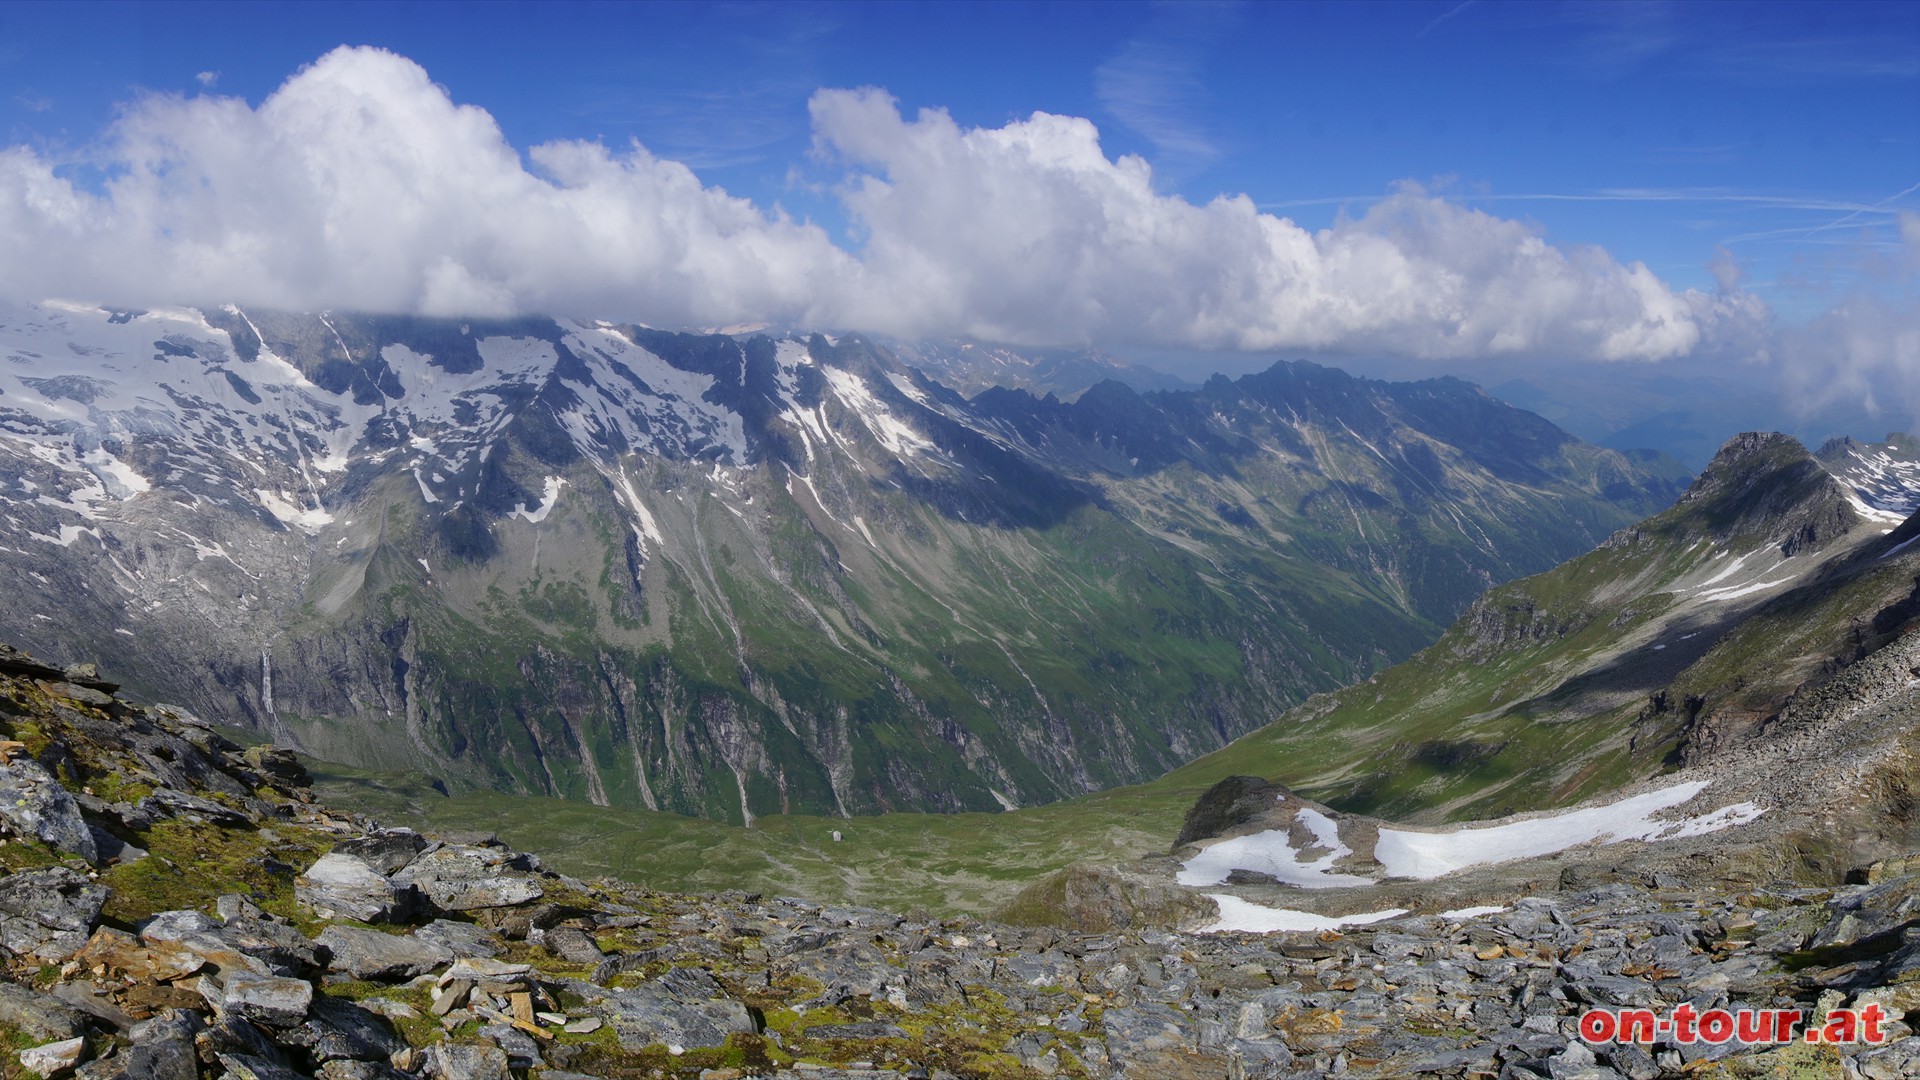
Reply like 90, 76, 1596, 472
296, 853, 417, 924
0, 982, 88, 1042
0, 866, 107, 962
17, 1037, 86, 1078
133, 788, 251, 828
1855, 1036, 1920, 1080
0, 753, 98, 863
392, 847, 543, 912
413, 919, 501, 959
804, 1022, 910, 1040
605, 967, 756, 1051
315, 1063, 412, 1080
213, 1053, 308, 1080
218, 972, 313, 1027
476, 1023, 542, 1069
328, 831, 426, 875
423, 1042, 510, 1080
138, 909, 222, 942
543, 925, 604, 964
316, 925, 452, 981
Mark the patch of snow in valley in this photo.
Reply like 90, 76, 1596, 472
1178, 807, 1376, 888
1202, 897, 1408, 934
1372, 780, 1763, 879
1180, 780, 1767, 920
1439, 905, 1508, 919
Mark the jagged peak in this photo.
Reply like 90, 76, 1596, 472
1667, 431, 1858, 557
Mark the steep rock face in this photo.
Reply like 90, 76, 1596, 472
0, 302, 1681, 820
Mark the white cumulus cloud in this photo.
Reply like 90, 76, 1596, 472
0, 46, 1759, 363
0, 47, 850, 326
808, 88, 1745, 361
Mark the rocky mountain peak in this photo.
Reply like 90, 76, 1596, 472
1672, 431, 1858, 557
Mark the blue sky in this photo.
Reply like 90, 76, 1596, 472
0, 0, 1916, 439
5, 0, 1913, 309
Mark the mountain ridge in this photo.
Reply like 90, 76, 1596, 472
0, 301, 1683, 823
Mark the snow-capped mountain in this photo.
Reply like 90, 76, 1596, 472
0, 301, 1688, 821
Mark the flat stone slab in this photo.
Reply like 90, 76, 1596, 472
297, 853, 417, 924
317, 925, 452, 981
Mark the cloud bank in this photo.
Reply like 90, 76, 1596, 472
0, 46, 1756, 362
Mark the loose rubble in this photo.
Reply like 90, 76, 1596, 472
3, 645, 1920, 1079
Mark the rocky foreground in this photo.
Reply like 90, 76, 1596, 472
1, 648, 1919, 1079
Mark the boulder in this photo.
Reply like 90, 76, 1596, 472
215, 971, 313, 1028
299, 995, 408, 1064
1173, 775, 1286, 849
0, 752, 97, 863
393, 847, 543, 912
423, 1042, 510, 1080
296, 853, 417, 924
0, 982, 88, 1042
328, 831, 426, 875
606, 966, 757, 1052
0, 867, 108, 962
72, 927, 206, 983
17, 1037, 85, 1078
317, 925, 452, 981
413, 919, 501, 959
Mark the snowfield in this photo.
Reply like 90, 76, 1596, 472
1185, 779, 1766, 933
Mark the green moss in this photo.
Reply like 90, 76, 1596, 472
98, 818, 331, 927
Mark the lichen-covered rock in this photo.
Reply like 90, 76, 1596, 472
316, 925, 451, 981
604, 967, 757, 1052
0, 752, 97, 863
0, 983, 88, 1042
392, 847, 543, 912
216, 972, 313, 1028
0, 867, 108, 962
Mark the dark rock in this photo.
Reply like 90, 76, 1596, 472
194, 1014, 286, 1066
0, 981, 89, 1041
299, 996, 407, 1063
0, 752, 98, 863
328, 831, 425, 875
213, 1052, 308, 1080
1174, 775, 1284, 849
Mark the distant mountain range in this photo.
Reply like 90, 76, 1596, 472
0, 302, 1684, 822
